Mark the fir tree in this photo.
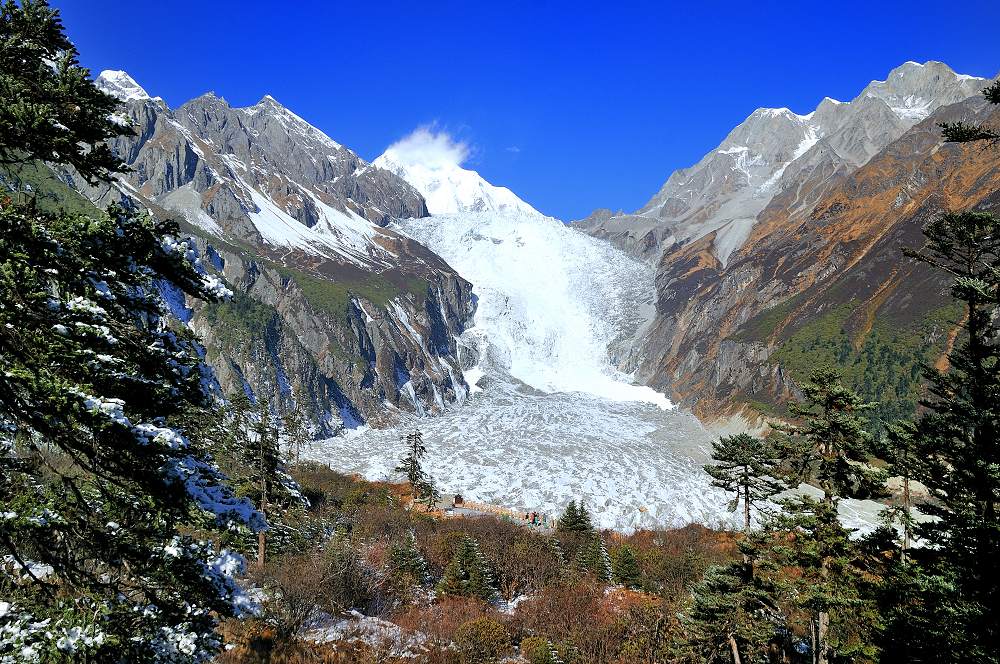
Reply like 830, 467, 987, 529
395, 429, 438, 510
773, 368, 885, 664
281, 386, 310, 462
684, 536, 783, 664
557, 499, 593, 533
704, 433, 785, 532
389, 531, 428, 588
0, 3, 262, 656
573, 533, 612, 582
436, 535, 497, 602
940, 77, 1000, 145
0, 0, 124, 184
611, 544, 642, 590
895, 207, 1000, 660
877, 422, 919, 563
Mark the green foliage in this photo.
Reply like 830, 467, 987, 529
454, 617, 510, 663
436, 536, 497, 602
573, 533, 611, 582
893, 209, 1000, 660
769, 300, 961, 430
395, 429, 438, 510
611, 544, 642, 590
0, 0, 125, 183
0, 193, 261, 656
704, 433, 785, 532
389, 531, 428, 588
767, 497, 882, 663
200, 292, 277, 356
520, 636, 563, 664
683, 545, 783, 664
556, 500, 593, 533
778, 367, 886, 502
274, 262, 427, 320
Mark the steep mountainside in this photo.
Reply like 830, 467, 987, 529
575, 62, 985, 266
53, 71, 476, 433
574, 61, 999, 427
640, 95, 1000, 427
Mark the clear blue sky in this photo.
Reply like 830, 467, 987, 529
55, 0, 1000, 220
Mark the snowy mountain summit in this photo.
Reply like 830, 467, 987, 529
374, 128, 540, 216
95, 69, 152, 102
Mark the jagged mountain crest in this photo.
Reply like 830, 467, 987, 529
80, 69, 476, 432
575, 61, 987, 266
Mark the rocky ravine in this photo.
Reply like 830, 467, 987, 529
576, 62, 1000, 426
58, 71, 475, 434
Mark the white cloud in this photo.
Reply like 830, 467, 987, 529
505, 146, 521, 153
383, 125, 470, 168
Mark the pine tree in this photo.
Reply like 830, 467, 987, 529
704, 433, 785, 532
557, 499, 593, 533
773, 368, 885, 664
281, 386, 310, 462
0, 0, 124, 184
573, 533, 611, 582
395, 430, 438, 511
684, 536, 783, 664
877, 422, 919, 563
436, 535, 497, 602
388, 531, 428, 588
0, 4, 262, 657
940, 77, 1000, 145
226, 395, 305, 567
894, 207, 1000, 660
611, 544, 642, 590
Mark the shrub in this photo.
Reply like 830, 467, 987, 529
454, 617, 510, 663
520, 635, 561, 664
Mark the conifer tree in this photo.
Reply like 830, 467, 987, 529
574, 533, 611, 582
436, 535, 497, 602
0, 3, 263, 657
895, 207, 1000, 659
684, 536, 783, 664
389, 531, 428, 588
557, 499, 593, 533
281, 387, 310, 462
611, 544, 642, 590
395, 429, 438, 510
705, 433, 785, 532
771, 368, 885, 664
877, 422, 919, 563
0, 0, 124, 183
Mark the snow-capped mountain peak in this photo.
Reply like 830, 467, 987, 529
373, 129, 540, 216
96, 70, 150, 102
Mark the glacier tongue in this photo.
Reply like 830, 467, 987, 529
395, 209, 671, 407
307, 207, 888, 533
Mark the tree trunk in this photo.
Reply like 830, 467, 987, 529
817, 611, 830, 664
901, 475, 911, 564
729, 634, 743, 664
743, 488, 751, 533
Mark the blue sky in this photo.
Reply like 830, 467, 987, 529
56, 0, 999, 220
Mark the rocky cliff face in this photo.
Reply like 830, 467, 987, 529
62, 71, 475, 434
642, 96, 1000, 425
575, 62, 998, 426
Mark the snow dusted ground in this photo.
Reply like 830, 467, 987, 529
305, 203, 888, 534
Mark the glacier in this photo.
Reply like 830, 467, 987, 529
306, 144, 888, 534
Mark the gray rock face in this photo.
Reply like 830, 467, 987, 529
74, 71, 474, 433
574, 61, 985, 267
